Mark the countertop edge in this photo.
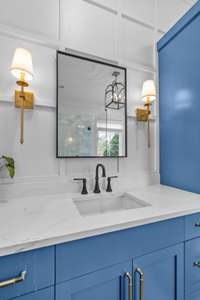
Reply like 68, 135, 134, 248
1, 206, 200, 258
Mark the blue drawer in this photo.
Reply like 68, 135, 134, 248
185, 213, 200, 240
56, 217, 184, 283
185, 238, 200, 293
12, 287, 54, 300
0, 247, 54, 300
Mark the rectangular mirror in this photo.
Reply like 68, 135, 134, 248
56, 51, 127, 158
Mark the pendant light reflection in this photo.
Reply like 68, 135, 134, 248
105, 71, 125, 110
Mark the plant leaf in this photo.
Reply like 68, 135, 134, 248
2, 155, 15, 178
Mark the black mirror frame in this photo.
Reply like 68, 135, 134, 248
56, 50, 128, 158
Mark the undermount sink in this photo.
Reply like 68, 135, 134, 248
73, 193, 150, 216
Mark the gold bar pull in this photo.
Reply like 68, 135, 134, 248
136, 268, 144, 300
124, 272, 133, 300
0, 271, 27, 288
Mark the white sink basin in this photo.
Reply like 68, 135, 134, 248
73, 193, 150, 216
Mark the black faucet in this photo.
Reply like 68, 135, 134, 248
94, 164, 106, 193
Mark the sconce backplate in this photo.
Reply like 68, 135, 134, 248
136, 108, 149, 121
15, 90, 34, 109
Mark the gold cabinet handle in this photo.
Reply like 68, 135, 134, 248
0, 271, 27, 288
136, 268, 144, 300
124, 272, 133, 300
194, 223, 200, 227
194, 261, 200, 268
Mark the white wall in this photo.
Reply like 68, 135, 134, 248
0, 0, 196, 198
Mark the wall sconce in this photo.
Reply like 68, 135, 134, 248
136, 80, 156, 148
10, 48, 34, 144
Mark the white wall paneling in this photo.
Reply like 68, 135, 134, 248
122, 0, 155, 27
0, 0, 195, 197
157, 0, 191, 32
0, 0, 60, 40
119, 17, 155, 68
0, 103, 59, 178
82, 0, 118, 13
62, 0, 117, 60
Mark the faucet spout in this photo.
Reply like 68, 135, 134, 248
95, 163, 106, 179
94, 164, 106, 193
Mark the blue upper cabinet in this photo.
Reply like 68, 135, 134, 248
158, 1, 200, 193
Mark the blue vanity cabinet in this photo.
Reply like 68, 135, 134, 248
55, 217, 184, 283
0, 247, 54, 300
55, 235, 185, 300
133, 244, 184, 300
0, 215, 198, 300
56, 260, 131, 300
185, 237, 200, 297
158, 2, 200, 193
55, 217, 185, 300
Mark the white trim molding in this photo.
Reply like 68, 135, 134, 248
0, 96, 56, 109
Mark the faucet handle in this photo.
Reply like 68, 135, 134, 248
73, 178, 88, 195
106, 176, 118, 193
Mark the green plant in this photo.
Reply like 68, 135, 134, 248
0, 156, 15, 178
109, 134, 119, 156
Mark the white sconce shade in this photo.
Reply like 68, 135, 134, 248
10, 48, 34, 82
141, 80, 156, 102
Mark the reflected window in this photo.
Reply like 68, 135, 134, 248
97, 122, 123, 156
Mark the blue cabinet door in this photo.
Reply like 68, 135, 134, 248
11, 287, 54, 300
56, 260, 132, 300
0, 247, 54, 300
133, 244, 184, 300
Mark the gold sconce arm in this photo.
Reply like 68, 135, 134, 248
136, 101, 152, 148
15, 74, 34, 144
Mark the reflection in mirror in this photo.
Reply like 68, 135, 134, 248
57, 52, 127, 158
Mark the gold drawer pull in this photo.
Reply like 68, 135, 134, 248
0, 271, 27, 288
136, 268, 144, 300
194, 223, 200, 227
124, 272, 133, 300
194, 262, 200, 268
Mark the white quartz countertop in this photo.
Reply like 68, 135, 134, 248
1, 184, 200, 257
